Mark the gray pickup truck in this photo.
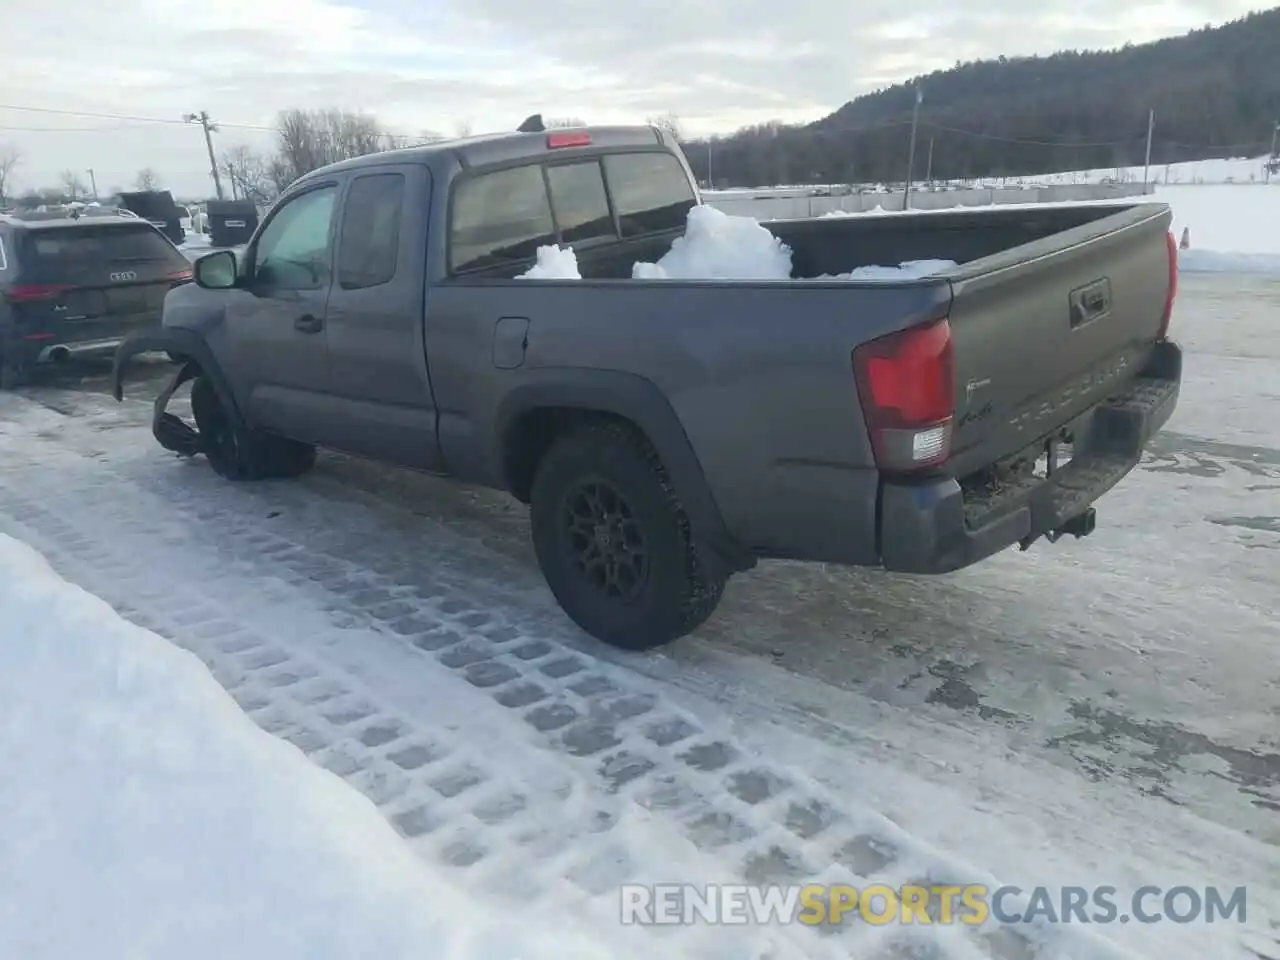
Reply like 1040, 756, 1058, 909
112, 125, 1182, 650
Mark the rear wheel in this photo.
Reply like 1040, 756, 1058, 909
190, 376, 316, 481
529, 420, 726, 650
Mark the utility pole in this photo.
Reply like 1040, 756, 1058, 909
1268, 121, 1279, 183
925, 137, 935, 186
1142, 109, 1155, 191
903, 84, 922, 209
184, 111, 225, 199
706, 140, 713, 190
86, 168, 98, 199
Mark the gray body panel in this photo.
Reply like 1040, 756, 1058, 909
125, 127, 1181, 576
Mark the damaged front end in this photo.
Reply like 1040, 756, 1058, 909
112, 333, 215, 458
152, 362, 205, 457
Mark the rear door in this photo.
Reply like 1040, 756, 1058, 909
944, 205, 1174, 476
11, 224, 191, 345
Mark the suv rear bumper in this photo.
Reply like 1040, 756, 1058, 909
879, 340, 1182, 574
3, 313, 162, 368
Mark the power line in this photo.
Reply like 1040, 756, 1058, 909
0, 102, 275, 132
0, 123, 161, 133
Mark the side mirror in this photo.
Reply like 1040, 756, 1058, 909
194, 249, 237, 289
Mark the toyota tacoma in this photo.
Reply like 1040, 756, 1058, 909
112, 125, 1183, 650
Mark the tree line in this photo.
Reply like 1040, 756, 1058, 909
680, 8, 1280, 188
0, 109, 670, 208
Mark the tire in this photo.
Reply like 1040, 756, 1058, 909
190, 375, 316, 481
529, 419, 726, 650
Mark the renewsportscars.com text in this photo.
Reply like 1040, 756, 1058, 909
620, 883, 1248, 927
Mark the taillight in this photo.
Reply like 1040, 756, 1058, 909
852, 318, 954, 470
6, 283, 71, 303
167, 268, 194, 284
547, 131, 591, 149
1158, 230, 1177, 340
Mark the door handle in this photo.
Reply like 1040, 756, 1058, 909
294, 314, 323, 333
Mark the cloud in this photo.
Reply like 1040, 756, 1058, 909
0, 0, 1259, 196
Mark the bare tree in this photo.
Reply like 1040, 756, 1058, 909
58, 169, 87, 201
219, 145, 276, 204
647, 113, 683, 140
273, 107, 400, 182
454, 119, 473, 138
134, 167, 162, 191
0, 144, 21, 203
545, 116, 587, 128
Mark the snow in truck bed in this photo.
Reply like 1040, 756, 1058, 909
519, 204, 956, 280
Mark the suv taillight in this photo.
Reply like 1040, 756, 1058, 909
1158, 230, 1178, 340
6, 284, 71, 303
852, 317, 954, 470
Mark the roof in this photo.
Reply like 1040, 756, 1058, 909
0, 213, 160, 232
296, 125, 674, 184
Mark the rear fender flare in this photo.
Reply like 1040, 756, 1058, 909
112, 328, 243, 432
493, 369, 753, 576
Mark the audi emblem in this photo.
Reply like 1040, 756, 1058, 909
109, 271, 137, 282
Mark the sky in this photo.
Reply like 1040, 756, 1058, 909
0, 0, 1267, 198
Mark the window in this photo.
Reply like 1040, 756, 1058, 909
21, 225, 186, 268
450, 165, 554, 273
253, 186, 337, 290
337, 173, 404, 290
604, 152, 697, 237
546, 162, 615, 245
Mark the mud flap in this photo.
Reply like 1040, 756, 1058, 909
152, 363, 203, 456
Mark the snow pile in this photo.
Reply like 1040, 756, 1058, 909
517, 243, 581, 279
829, 259, 957, 280
0, 534, 623, 960
632, 203, 793, 279
1177, 249, 1280, 274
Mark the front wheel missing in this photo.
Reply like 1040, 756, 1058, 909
161, 374, 317, 481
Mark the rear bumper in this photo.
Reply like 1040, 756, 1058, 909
4, 313, 162, 367
880, 339, 1182, 574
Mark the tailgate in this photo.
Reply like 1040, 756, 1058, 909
945, 203, 1174, 476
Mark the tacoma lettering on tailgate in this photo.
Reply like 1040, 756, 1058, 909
1009, 353, 1131, 435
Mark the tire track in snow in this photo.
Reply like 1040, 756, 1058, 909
0, 398, 1139, 960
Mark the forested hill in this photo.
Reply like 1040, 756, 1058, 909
686, 8, 1280, 188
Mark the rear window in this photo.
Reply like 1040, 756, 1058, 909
604, 152, 696, 237
450, 165, 555, 273
22, 226, 181, 266
546, 161, 615, 245
337, 173, 404, 290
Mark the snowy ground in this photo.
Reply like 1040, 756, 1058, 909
707, 152, 1275, 195
0, 537, 633, 960
0, 268, 1276, 958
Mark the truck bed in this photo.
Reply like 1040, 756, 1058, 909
432, 201, 1176, 565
